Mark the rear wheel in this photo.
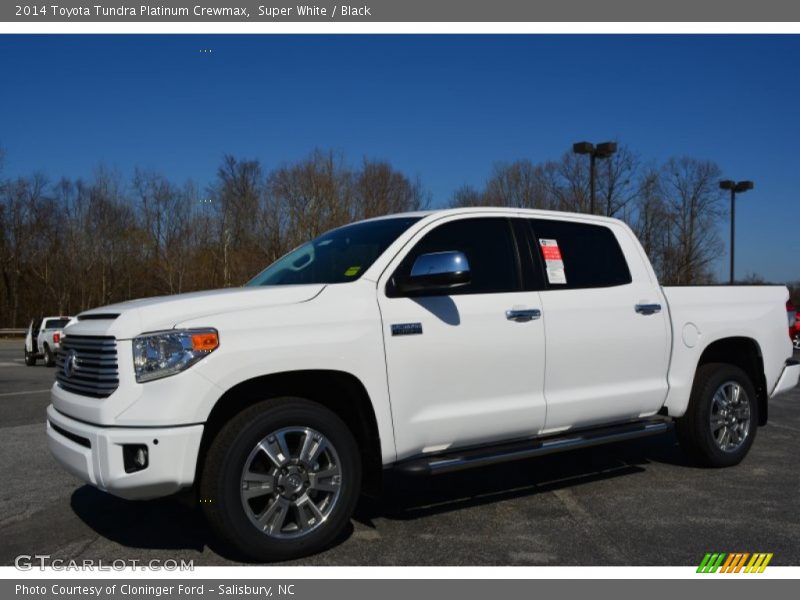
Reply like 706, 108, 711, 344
200, 397, 361, 562
43, 345, 55, 367
676, 363, 757, 467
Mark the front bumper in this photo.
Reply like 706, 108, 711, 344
770, 359, 800, 398
46, 405, 203, 500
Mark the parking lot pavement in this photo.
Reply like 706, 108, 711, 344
1, 337, 799, 566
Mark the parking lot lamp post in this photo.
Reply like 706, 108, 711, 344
719, 180, 754, 284
572, 141, 617, 214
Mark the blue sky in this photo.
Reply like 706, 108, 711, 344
0, 35, 798, 282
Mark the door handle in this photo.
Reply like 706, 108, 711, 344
635, 303, 662, 315
505, 308, 542, 322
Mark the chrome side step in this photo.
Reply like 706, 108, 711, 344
395, 419, 672, 476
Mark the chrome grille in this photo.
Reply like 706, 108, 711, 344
56, 335, 119, 398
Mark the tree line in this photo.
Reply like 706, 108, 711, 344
0, 146, 795, 327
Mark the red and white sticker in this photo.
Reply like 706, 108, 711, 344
539, 238, 567, 284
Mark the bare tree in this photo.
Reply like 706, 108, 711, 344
659, 157, 726, 284
0, 146, 747, 327
450, 184, 485, 207
596, 145, 639, 218
483, 160, 556, 209
268, 150, 353, 250
353, 160, 426, 220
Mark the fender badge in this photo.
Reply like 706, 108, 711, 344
391, 323, 423, 336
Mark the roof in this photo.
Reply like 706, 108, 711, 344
360, 206, 624, 226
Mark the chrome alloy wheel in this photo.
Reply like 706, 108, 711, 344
240, 426, 343, 539
709, 381, 751, 453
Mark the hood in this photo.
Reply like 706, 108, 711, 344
65, 284, 326, 339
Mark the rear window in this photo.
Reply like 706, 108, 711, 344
529, 219, 631, 289
43, 318, 70, 329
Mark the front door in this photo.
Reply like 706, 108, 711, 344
378, 215, 547, 460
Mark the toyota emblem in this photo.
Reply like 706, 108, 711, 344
63, 349, 78, 378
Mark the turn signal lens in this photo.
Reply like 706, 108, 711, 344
191, 332, 219, 352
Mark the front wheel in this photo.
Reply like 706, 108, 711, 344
200, 397, 361, 562
24, 351, 36, 366
676, 363, 758, 467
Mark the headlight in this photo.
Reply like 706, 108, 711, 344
132, 329, 219, 383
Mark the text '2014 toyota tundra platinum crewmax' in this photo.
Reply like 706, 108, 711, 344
46, 208, 800, 561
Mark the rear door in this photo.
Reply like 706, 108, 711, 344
523, 218, 671, 432
378, 215, 547, 460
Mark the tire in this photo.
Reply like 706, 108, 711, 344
24, 351, 36, 366
43, 345, 55, 367
676, 363, 758, 468
200, 397, 361, 562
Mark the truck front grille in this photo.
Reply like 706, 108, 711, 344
56, 335, 119, 398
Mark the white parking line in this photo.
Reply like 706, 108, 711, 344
0, 389, 51, 397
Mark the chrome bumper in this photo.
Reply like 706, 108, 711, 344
770, 359, 800, 398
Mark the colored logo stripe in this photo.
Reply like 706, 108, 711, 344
720, 553, 749, 573
697, 552, 773, 573
745, 553, 773, 573
697, 553, 726, 573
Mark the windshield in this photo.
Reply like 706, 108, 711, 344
44, 318, 70, 329
247, 216, 422, 286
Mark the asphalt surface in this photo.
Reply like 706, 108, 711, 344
1, 338, 799, 566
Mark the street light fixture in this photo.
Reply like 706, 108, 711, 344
719, 179, 754, 284
572, 141, 617, 214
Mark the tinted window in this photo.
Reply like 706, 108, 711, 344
247, 217, 421, 286
390, 217, 520, 295
43, 318, 70, 329
529, 219, 631, 289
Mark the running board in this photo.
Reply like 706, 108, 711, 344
395, 419, 672, 476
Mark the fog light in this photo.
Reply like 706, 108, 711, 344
122, 444, 149, 473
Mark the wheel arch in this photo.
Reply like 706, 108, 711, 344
693, 336, 768, 426
197, 369, 383, 495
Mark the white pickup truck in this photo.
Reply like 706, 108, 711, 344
25, 316, 72, 367
46, 208, 799, 561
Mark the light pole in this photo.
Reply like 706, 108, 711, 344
573, 141, 617, 214
719, 179, 754, 284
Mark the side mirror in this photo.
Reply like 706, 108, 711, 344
396, 251, 471, 295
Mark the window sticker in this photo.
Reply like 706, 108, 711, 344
344, 266, 361, 277
538, 239, 567, 284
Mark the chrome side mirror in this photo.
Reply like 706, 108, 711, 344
397, 251, 471, 295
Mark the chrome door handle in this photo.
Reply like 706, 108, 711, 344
505, 309, 542, 322
635, 303, 662, 315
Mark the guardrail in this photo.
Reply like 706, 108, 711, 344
0, 328, 26, 336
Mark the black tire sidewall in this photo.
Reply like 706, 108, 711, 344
204, 399, 361, 562
689, 364, 758, 467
